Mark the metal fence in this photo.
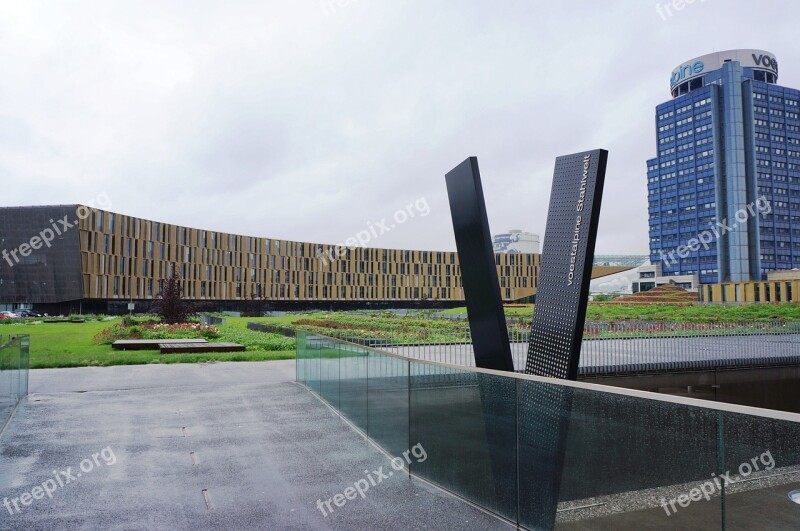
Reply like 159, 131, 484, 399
331, 320, 800, 375
247, 321, 296, 338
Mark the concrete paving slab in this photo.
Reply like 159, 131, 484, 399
1, 361, 509, 530
29, 360, 297, 394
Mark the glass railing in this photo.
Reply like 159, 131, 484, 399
0, 335, 29, 436
296, 330, 800, 529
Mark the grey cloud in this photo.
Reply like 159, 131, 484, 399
2, 0, 798, 255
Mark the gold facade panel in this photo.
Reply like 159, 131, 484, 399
77, 208, 556, 303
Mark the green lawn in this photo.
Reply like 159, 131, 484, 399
1, 318, 294, 369
6, 302, 800, 369
269, 305, 800, 343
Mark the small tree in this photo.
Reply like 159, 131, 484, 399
151, 264, 194, 324
241, 295, 268, 317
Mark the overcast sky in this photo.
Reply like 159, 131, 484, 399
2, 0, 799, 255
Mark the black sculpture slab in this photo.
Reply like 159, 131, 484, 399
444, 149, 608, 529
525, 149, 608, 379
445, 157, 514, 372
445, 157, 517, 514
519, 149, 608, 530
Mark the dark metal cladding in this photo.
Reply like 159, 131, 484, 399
445, 157, 514, 372
0, 205, 84, 304
525, 149, 608, 380
518, 382, 574, 530
518, 149, 608, 530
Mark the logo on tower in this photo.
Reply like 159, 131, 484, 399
752, 53, 778, 74
671, 61, 704, 88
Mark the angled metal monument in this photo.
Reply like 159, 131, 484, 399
525, 149, 608, 379
445, 157, 514, 372
518, 149, 608, 530
445, 157, 517, 511
445, 150, 608, 374
445, 149, 608, 530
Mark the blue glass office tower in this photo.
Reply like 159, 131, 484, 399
647, 49, 800, 285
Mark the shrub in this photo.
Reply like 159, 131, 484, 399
151, 265, 195, 324
93, 325, 142, 344
218, 328, 294, 351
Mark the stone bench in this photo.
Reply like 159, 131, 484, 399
159, 342, 246, 354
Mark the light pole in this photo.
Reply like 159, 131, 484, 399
128, 256, 134, 318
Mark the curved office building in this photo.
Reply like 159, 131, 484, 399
0, 205, 629, 313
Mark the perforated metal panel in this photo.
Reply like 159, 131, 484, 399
525, 149, 608, 379
517, 149, 607, 529
517, 381, 574, 529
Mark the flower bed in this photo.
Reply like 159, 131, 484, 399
94, 323, 219, 344
93, 321, 294, 352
